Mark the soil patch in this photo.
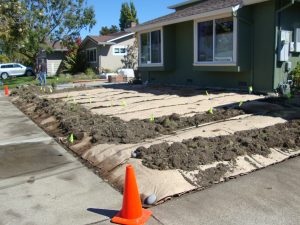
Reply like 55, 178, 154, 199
12, 86, 245, 144
135, 120, 300, 171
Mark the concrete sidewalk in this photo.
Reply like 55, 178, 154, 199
0, 97, 159, 225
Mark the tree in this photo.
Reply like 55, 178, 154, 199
63, 37, 87, 74
121, 36, 138, 69
100, 25, 120, 35
0, 0, 96, 65
119, 1, 138, 31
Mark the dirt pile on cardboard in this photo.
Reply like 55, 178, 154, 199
136, 120, 300, 171
13, 86, 245, 144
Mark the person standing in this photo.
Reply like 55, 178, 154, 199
39, 59, 47, 87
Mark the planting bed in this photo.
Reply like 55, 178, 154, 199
11, 85, 300, 204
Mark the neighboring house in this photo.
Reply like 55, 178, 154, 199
37, 41, 68, 76
80, 31, 135, 73
130, 0, 300, 93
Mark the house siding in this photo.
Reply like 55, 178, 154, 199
274, 1, 300, 89
99, 36, 135, 72
139, 0, 291, 93
81, 40, 100, 72
46, 51, 65, 76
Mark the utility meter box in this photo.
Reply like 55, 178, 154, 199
279, 30, 290, 61
295, 28, 300, 52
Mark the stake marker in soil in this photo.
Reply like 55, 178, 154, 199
149, 114, 155, 122
69, 133, 74, 144
248, 86, 253, 94
208, 107, 214, 114
239, 101, 244, 107
121, 100, 127, 107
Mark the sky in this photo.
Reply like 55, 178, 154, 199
80, 0, 183, 38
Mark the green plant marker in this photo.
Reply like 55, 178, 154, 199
208, 107, 213, 114
56, 77, 59, 81
239, 101, 244, 107
121, 100, 127, 107
149, 114, 155, 122
69, 133, 74, 144
248, 86, 253, 94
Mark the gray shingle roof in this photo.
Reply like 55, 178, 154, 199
136, 0, 241, 29
88, 31, 132, 43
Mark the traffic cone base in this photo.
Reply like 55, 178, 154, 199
111, 164, 152, 225
111, 208, 152, 225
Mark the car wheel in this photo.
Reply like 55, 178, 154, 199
26, 70, 33, 76
1, 72, 8, 80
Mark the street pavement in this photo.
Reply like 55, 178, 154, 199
1, 94, 300, 225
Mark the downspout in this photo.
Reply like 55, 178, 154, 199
275, 0, 295, 91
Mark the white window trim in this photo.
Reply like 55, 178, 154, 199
193, 14, 238, 66
138, 27, 164, 67
86, 47, 97, 63
113, 46, 127, 56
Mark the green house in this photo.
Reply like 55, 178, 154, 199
130, 0, 300, 93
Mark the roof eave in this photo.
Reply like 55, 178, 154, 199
129, 0, 270, 33
129, 7, 232, 32
107, 32, 134, 42
168, 0, 201, 9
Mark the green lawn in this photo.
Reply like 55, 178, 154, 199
0, 74, 99, 90
0, 76, 39, 90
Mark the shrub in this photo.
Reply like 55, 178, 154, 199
291, 62, 300, 88
0, 55, 10, 63
85, 67, 96, 76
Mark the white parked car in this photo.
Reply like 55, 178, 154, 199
0, 63, 34, 79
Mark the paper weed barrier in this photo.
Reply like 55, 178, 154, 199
13, 86, 300, 205
67, 114, 300, 204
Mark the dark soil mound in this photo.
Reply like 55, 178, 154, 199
13, 86, 245, 144
136, 120, 300, 171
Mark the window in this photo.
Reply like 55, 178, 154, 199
1, 64, 13, 68
14, 64, 22, 68
113, 46, 127, 56
195, 17, 236, 65
139, 29, 163, 65
86, 48, 97, 62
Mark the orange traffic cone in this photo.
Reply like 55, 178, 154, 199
111, 165, 152, 225
4, 85, 9, 96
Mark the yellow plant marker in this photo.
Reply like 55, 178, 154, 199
239, 101, 244, 107
43, 87, 46, 93
69, 133, 74, 144
149, 114, 155, 122
56, 77, 59, 81
121, 100, 127, 107
206, 91, 209, 96
208, 107, 213, 114
49, 87, 53, 93
248, 86, 253, 94
40, 87, 42, 91
89, 97, 92, 104
110, 101, 113, 107
73, 98, 76, 104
